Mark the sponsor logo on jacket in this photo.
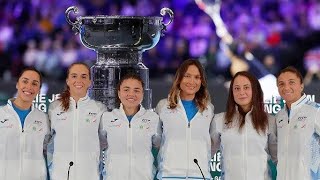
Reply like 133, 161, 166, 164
108, 119, 121, 127
277, 119, 285, 129
140, 119, 151, 130
34, 120, 43, 124
0, 118, 13, 128
56, 111, 65, 116
0, 124, 14, 129
85, 112, 98, 123
0, 118, 9, 123
57, 117, 67, 121
296, 116, 307, 129
88, 112, 97, 116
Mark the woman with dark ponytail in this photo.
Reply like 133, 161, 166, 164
47, 62, 106, 180
0, 67, 50, 180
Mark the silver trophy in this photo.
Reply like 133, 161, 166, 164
65, 6, 173, 110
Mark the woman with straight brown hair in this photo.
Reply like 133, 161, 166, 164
212, 71, 277, 180
155, 59, 215, 180
47, 62, 106, 180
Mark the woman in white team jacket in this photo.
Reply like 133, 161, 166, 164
276, 66, 320, 180
0, 67, 50, 180
156, 59, 215, 180
47, 63, 106, 180
212, 71, 277, 180
100, 73, 160, 180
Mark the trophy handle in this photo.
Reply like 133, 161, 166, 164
160, 8, 174, 27
65, 6, 81, 34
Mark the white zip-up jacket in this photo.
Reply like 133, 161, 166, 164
47, 95, 106, 180
155, 98, 215, 180
276, 94, 320, 180
212, 110, 277, 180
100, 104, 160, 180
0, 99, 50, 180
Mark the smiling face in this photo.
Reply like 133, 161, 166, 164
66, 64, 91, 101
118, 78, 144, 111
277, 71, 303, 108
232, 75, 253, 112
179, 65, 201, 100
16, 70, 41, 105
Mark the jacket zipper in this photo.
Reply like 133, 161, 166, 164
20, 128, 24, 180
186, 121, 191, 179
244, 122, 248, 180
284, 113, 290, 180
72, 102, 79, 180
128, 121, 132, 180
20, 109, 32, 179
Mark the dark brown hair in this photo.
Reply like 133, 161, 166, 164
18, 67, 43, 87
116, 73, 144, 105
276, 66, 303, 84
168, 59, 210, 112
225, 71, 268, 134
59, 62, 91, 111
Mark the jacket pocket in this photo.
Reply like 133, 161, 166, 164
247, 155, 267, 180
162, 141, 187, 173
133, 155, 154, 179
22, 158, 47, 180
299, 159, 308, 178
105, 154, 128, 179
76, 152, 100, 180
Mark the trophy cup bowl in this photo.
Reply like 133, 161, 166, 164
66, 6, 173, 52
65, 6, 173, 110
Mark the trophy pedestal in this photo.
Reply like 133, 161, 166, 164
90, 51, 151, 110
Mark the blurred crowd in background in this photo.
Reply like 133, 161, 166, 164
0, 0, 320, 85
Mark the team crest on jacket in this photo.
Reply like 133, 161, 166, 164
32, 126, 43, 132
85, 118, 97, 123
